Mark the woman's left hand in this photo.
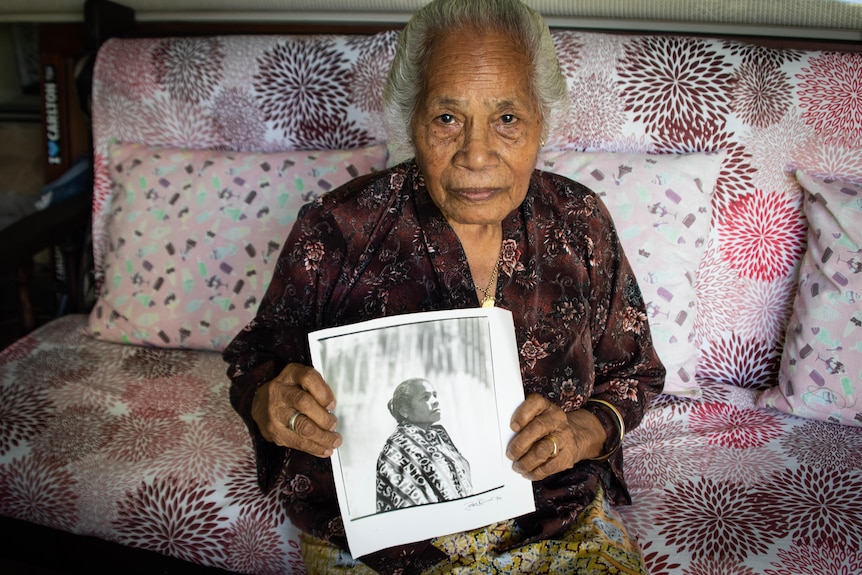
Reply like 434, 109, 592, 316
506, 393, 606, 481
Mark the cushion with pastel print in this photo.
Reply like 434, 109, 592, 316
89, 143, 388, 351
757, 172, 862, 426
538, 150, 725, 398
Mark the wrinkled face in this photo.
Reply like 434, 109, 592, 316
400, 380, 441, 426
411, 27, 543, 231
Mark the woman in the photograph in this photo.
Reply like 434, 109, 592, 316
376, 378, 473, 512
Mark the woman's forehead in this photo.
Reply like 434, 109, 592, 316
421, 28, 534, 107
411, 380, 435, 395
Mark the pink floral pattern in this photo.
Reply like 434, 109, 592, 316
254, 38, 357, 146
0, 378, 49, 456
656, 478, 787, 561
719, 189, 806, 282
697, 333, 781, 389
2, 30, 861, 575
153, 38, 225, 104
114, 477, 231, 567
225, 512, 288, 575
766, 546, 862, 575
796, 53, 862, 147
617, 36, 734, 138
731, 59, 793, 128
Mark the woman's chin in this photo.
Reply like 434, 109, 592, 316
444, 206, 511, 229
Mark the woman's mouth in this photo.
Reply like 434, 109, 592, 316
453, 187, 499, 202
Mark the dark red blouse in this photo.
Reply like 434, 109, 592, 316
223, 159, 665, 574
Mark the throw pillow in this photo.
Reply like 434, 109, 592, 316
538, 150, 725, 398
89, 143, 388, 351
756, 172, 862, 426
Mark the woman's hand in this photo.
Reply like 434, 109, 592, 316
506, 393, 606, 481
251, 363, 342, 457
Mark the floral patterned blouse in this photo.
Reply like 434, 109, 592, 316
223, 159, 665, 574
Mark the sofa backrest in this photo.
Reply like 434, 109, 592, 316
90, 30, 862, 388
90, 33, 398, 268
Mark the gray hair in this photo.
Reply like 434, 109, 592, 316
387, 377, 429, 424
383, 0, 569, 163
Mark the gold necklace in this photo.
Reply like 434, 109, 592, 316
479, 259, 500, 308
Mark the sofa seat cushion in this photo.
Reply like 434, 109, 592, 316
0, 314, 305, 574
3, 316, 861, 575
619, 380, 862, 570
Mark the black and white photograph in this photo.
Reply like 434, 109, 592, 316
308, 307, 535, 557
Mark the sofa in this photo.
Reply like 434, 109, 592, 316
2, 26, 861, 575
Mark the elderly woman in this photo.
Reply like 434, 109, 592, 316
376, 378, 473, 512
223, 0, 665, 572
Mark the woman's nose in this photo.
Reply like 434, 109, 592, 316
456, 122, 497, 170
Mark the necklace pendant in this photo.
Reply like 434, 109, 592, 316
481, 296, 495, 308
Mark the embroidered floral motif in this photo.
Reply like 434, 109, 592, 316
283, 474, 312, 499
520, 337, 551, 369
302, 240, 325, 273
611, 378, 641, 402
500, 238, 526, 276
623, 307, 648, 334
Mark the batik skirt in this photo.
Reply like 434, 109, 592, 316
300, 484, 647, 574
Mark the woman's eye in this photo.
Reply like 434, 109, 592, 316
438, 114, 455, 124
500, 114, 516, 124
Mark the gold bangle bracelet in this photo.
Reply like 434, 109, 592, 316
583, 398, 626, 461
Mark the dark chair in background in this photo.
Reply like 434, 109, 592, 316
0, 0, 133, 345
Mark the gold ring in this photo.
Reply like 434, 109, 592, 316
287, 411, 302, 433
547, 434, 558, 459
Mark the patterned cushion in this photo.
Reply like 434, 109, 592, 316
88, 142, 388, 350
538, 151, 724, 397
756, 172, 862, 426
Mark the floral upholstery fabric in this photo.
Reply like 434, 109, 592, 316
2, 30, 862, 575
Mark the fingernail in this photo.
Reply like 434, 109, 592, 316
511, 422, 521, 432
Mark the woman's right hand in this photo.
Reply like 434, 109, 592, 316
251, 363, 342, 457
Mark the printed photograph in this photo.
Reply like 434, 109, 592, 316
314, 314, 503, 520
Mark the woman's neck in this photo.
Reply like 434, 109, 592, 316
451, 222, 503, 303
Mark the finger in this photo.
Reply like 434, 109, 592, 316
270, 405, 342, 458
285, 412, 343, 457
511, 433, 561, 477
510, 393, 550, 433
506, 395, 560, 461
276, 365, 338, 433
519, 452, 566, 482
286, 364, 336, 411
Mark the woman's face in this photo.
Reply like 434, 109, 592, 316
411, 27, 543, 231
401, 380, 441, 427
